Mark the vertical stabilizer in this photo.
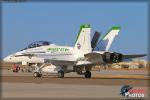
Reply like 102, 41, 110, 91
74, 24, 91, 53
91, 31, 101, 50
94, 26, 120, 51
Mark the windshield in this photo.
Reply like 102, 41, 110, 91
21, 41, 50, 50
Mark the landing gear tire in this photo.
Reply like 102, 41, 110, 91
58, 71, 64, 78
77, 71, 83, 75
84, 71, 91, 78
33, 72, 42, 77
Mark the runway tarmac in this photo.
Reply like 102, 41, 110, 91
1, 69, 149, 79
0, 69, 149, 100
2, 83, 148, 99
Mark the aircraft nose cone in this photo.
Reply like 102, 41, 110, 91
3, 56, 11, 62
3, 57, 8, 62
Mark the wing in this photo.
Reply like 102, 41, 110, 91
122, 54, 146, 59
15, 52, 76, 65
43, 59, 75, 66
14, 51, 46, 57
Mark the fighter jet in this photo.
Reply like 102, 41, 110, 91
3, 24, 146, 78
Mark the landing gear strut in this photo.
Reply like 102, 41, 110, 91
58, 70, 64, 78
84, 71, 91, 78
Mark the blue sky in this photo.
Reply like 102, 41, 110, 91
2, 2, 148, 59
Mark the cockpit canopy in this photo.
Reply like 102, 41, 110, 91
22, 41, 50, 50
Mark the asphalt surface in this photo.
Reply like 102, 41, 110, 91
0, 69, 149, 100
2, 83, 148, 99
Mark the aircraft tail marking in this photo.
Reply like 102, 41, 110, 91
94, 26, 120, 51
74, 24, 91, 53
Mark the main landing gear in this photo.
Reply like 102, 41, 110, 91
58, 70, 65, 78
84, 66, 92, 78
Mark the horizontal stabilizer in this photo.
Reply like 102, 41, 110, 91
122, 54, 146, 59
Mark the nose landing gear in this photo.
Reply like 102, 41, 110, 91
33, 72, 42, 77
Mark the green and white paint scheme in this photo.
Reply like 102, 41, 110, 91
47, 47, 70, 52
3, 24, 146, 78
94, 26, 120, 51
74, 24, 91, 53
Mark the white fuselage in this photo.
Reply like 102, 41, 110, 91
3, 44, 86, 65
